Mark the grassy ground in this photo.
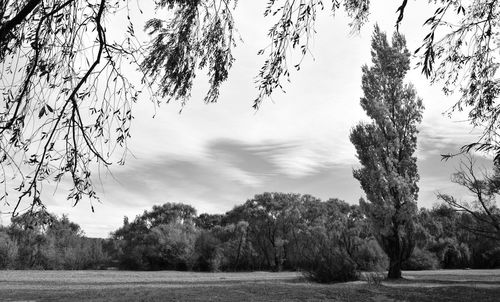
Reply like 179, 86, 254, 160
0, 270, 499, 301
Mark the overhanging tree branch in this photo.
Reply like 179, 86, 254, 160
0, 0, 43, 45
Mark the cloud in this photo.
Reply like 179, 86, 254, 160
23, 132, 494, 238
209, 139, 339, 178
57, 138, 359, 235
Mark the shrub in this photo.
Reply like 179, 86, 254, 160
402, 247, 439, 270
354, 239, 388, 271
364, 271, 385, 286
302, 247, 359, 283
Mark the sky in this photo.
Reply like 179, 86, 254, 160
1, 1, 492, 237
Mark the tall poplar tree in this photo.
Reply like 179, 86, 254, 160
350, 26, 424, 279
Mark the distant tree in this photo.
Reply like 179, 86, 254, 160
5, 211, 107, 269
350, 26, 424, 279
223, 192, 325, 271
299, 198, 365, 283
141, 203, 197, 227
438, 155, 500, 241
192, 230, 222, 271
0, 229, 18, 268
43, 214, 108, 269
195, 213, 223, 230
112, 202, 198, 270
8, 211, 54, 268
146, 222, 198, 270
412, 204, 500, 269
225, 192, 300, 271
213, 221, 251, 271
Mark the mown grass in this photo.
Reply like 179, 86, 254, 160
0, 270, 499, 302
2, 282, 500, 302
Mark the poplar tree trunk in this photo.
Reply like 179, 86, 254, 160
388, 257, 402, 279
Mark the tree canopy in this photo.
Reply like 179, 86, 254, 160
2, 195, 498, 277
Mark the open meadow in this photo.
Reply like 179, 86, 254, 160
0, 269, 499, 301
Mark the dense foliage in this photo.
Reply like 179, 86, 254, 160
112, 203, 198, 270
1, 194, 499, 283
350, 26, 424, 279
409, 204, 500, 270
0, 211, 109, 269
107, 197, 500, 275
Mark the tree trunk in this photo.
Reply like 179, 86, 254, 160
385, 218, 407, 279
387, 256, 402, 279
234, 232, 244, 270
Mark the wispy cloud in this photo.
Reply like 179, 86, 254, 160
29, 133, 495, 237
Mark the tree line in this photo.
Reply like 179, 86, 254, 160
0, 211, 108, 270
1, 194, 499, 282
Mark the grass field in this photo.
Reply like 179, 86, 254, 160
0, 269, 499, 301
